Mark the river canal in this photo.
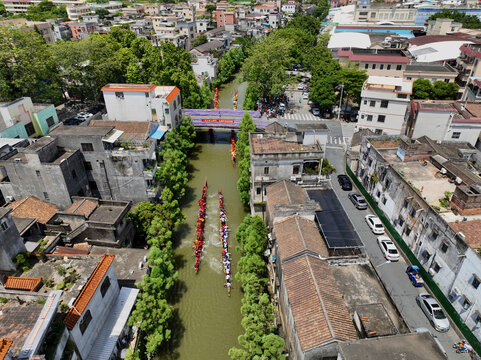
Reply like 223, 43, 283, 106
158, 131, 247, 360
217, 72, 247, 110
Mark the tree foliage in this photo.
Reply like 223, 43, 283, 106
25, 0, 67, 21
412, 78, 458, 100
427, 9, 481, 29
229, 215, 284, 360
192, 34, 208, 48
213, 47, 246, 87
236, 112, 256, 206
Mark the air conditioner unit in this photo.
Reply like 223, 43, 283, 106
5, 196, 14, 202
457, 232, 466, 241
428, 268, 436, 277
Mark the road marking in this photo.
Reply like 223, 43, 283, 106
376, 260, 391, 267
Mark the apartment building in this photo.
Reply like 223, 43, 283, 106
336, 49, 409, 78
403, 63, 458, 84
0, 18, 55, 43
0, 207, 26, 272
358, 76, 412, 135
354, 3, 417, 24
458, 44, 481, 102
355, 135, 481, 342
101, 83, 182, 129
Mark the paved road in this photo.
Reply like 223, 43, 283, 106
325, 137, 470, 359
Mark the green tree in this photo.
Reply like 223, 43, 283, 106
427, 9, 481, 29
286, 15, 320, 37
25, 0, 67, 21
95, 7, 110, 19
338, 67, 368, 105
412, 79, 433, 99
432, 80, 459, 100
192, 34, 208, 48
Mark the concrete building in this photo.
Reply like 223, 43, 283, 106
0, 207, 26, 272
249, 131, 324, 214
2, 0, 33, 14
0, 137, 90, 209
68, 22, 97, 40
0, 98, 59, 139
336, 49, 410, 78
407, 100, 481, 146
177, 21, 196, 50
354, 3, 417, 24
49, 124, 159, 204
403, 63, 458, 83
457, 43, 481, 102
357, 76, 412, 135
281, 1, 299, 14
355, 134, 481, 342
195, 18, 209, 33
66, 3, 92, 20
46, 196, 135, 247
101, 84, 182, 129
426, 18, 462, 36
144, 2, 159, 16
0, 18, 55, 43
213, 9, 236, 28
191, 54, 218, 83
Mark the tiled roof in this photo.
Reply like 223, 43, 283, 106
3, 277, 42, 292
449, 220, 481, 250
274, 215, 328, 261
165, 86, 180, 104
89, 120, 154, 141
251, 136, 320, 154
266, 180, 308, 217
282, 254, 357, 351
64, 254, 115, 330
7, 196, 58, 224
65, 199, 98, 218
0, 339, 13, 360
54, 245, 89, 256
337, 49, 409, 63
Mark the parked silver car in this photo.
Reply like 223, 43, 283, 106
416, 293, 450, 332
348, 192, 367, 210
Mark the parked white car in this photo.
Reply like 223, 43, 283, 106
377, 236, 399, 261
416, 293, 450, 332
365, 215, 385, 234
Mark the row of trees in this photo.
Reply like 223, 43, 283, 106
229, 215, 285, 360
0, 26, 211, 108
236, 112, 256, 206
412, 79, 459, 100
428, 10, 481, 29
0, 0, 67, 21
241, 16, 367, 112
213, 47, 247, 88
126, 116, 196, 359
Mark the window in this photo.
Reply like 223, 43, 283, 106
81, 143, 94, 152
445, 79, 450, 83
89, 181, 98, 192
36, 170, 41, 177
378, 115, 386, 123
100, 276, 110, 297
364, 100, 368, 105
397, 93, 408, 99
431, 78, 437, 82
115, 92, 124, 99
84, 161, 92, 171
0, 221, 9, 231
422, 249, 430, 260
398, 217, 404, 227
361, 115, 365, 119
403, 199, 408, 208
405, 227, 412, 236
472, 276, 480, 289
462, 297, 472, 310
372, 64, 376, 70
256, 187, 261, 195
165, 108, 170, 114
364, 64, 369, 69
396, 65, 402, 71
368, 158, 373, 166
433, 262, 441, 273
409, 208, 416, 218
380, 100, 389, 108
72, 170, 77, 179
380, 64, 384, 70
370, 100, 376, 107
264, 167, 269, 175
46, 116, 55, 127
452, 132, 461, 139
440, 242, 449, 253
431, 230, 439, 240
25, 122, 35, 136
382, 197, 387, 205
367, 115, 373, 121
407, 77, 412, 80
43, 192, 49, 201
293, 165, 300, 175
385, 178, 391, 190
145, 92, 150, 98
79, 310, 92, 334
475, 313, 481, 326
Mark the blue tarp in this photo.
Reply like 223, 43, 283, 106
150, 126, 167, 140
261, 22, 270, 26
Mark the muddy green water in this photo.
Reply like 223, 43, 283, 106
217, 72, 247, 110
157, 131, 247, 360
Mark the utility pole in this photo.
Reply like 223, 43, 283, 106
337, 83, 344, 121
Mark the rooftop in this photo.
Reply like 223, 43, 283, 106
3, 277, 42, 292
192, 39, 224, 53
364, 76, 412, 94
405, 62, 457, 74
0, 300, 43, 357
100, 83, 156, 92
89, 121, 157, 141
295, 123, 328, 131
449, 220, 481, 251
266, 180, 308, 217
49, 123, 114, 137
380, 148, 456, 205
251, 135, 321, 154
88, 204, 126, 224
65, 199, 98, 218
338, 332, 447, 360
0, 339, 13, 360
7, 196, 58, 224
337, 49, 410, 63
65, 254, 115, 330
407, 33, 480, 46
282, 254, 358, 351
274, 215, 328, 261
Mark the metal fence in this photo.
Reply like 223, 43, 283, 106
345, 162, 481, 356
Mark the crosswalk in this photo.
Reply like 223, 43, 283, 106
280, 113, 321, 121
327, 136, 351, 146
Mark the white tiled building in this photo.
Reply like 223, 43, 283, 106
358, 76, 412, 135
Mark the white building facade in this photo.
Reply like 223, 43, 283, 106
101, 83, 182, 128
358, 76, 412, 135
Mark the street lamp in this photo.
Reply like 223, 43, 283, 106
337, 83, 344, 121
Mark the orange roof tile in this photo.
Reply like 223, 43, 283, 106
3, 277, 42, 292
54, 245, 89, 256
64, 254, 115, 330
7, 196, 58, 224
101, 83, 156, 93
165, 86, 180, 104
65, 199, 98, 218
0, 339, 13, 360
449, 220, 481, 250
